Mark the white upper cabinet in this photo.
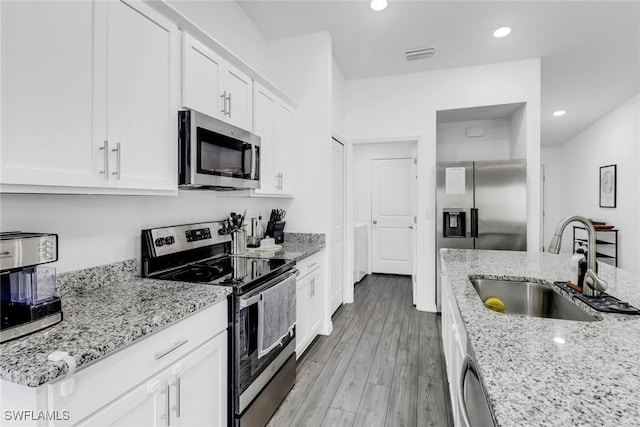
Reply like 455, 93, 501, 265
0, 1, 99, 189
275, 102, 295, 195
182, 34, 224, 120
222, 62, 253, 131
253, 84, 278, 192
252, 82, 296, 197
0, 0, 179, 194
182, 33, 253, 131
101, 0, 179, 191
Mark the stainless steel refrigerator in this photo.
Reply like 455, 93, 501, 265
436, 160, 527, 305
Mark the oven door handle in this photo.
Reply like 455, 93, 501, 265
239, 269, 298, 308
240, 293, 262, 309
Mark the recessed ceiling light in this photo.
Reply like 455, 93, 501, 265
553, 337, 566, 345
370, 0, 388, 11
493, 27, 511, 38
553, 110, 566, 117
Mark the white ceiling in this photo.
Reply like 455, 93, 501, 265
238, 0, 640, 147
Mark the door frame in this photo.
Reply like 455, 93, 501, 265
345, 135, 421, 306
331, 136, 346, 314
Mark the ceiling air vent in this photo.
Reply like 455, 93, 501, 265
405, 47, 436, 61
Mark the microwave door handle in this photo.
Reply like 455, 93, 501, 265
251, 144, 258, 180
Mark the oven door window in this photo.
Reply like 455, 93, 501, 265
197, 127, 253, 178
237, 303, 294, 395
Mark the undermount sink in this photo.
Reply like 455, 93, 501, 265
470, 278, 598, 322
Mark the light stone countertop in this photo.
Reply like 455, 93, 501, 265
1, 235, 326, 388
0, 260, 231, 387
244, 232, 325, 262
440, 249, 640, 427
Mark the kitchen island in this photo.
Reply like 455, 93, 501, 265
440, 249, 640, 427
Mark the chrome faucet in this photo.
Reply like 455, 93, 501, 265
548, 215, 608, 297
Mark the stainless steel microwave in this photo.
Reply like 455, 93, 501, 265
178, 110, 260, 190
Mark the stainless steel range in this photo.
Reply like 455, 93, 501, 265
141, 221, 297, 427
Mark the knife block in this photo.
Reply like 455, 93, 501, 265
266, 221, 286, 244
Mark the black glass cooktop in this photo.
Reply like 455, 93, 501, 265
157, 256, 294, 294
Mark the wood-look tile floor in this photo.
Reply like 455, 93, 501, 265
267, 274, 454, 427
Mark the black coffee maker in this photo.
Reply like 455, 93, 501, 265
0, 232, 62, 343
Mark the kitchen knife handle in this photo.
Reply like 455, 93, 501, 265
471, 208, 479, 238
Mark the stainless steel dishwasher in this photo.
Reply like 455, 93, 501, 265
458, 344, 495, 427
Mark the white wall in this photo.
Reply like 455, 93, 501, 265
510, 104, 527, 159
542, 93, 640, 273
345, 59, 541, 312
267, 32, 334, 333
541, 146, 564, 250
436, 118, 512, 162
268, 32, 332, 234
332, 57, 346, 137
168, 0, 270, 77
0, 192, 291, 273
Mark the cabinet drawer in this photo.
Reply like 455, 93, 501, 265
47, 301, 227, 425
297, 251, 324, 279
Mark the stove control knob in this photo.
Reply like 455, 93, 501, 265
154, 238, 164, 247
164, 236, 175, 245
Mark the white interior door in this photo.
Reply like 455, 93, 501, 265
371, 158, 415, 275
331, 139, 345, 314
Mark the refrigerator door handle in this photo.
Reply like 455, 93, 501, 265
471, 208, 479, 238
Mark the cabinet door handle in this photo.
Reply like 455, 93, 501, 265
220, 91, 227, 115
160, 384, 170, 426
100, 140, 109, 179
307, 262, 318, 269
172, 377, 182, 418
176, 377, 181, 418
111, 142, 121, 180
227, 93, 232, 117
155, 339, 189, 360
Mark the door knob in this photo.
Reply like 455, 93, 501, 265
372, 220, 378, 224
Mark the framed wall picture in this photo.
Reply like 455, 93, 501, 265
599, 164, 616, 208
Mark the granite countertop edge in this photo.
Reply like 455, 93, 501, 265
440, 249, 640, 427
0, 260, 231, 388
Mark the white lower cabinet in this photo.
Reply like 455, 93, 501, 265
441, 274, 467, 427
0, 302, 227, 427
80, 333, 227, 427
296, 252, 324, 357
